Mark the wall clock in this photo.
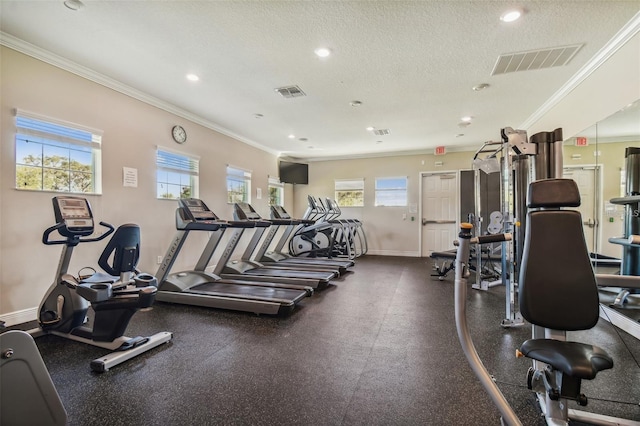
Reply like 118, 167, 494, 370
172, 125, 187, 144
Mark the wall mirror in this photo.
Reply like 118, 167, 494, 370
564, 99, 640, 274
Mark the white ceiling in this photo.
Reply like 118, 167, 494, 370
1, 1, 639, 160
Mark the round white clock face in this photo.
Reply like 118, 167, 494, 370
172, 125, 187, 144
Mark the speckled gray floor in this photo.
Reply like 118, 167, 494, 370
26, 256, 640, 425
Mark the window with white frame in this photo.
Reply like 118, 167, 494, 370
268, 177, 284, 206
227, 166, 251, 204
375, 176, 408, 206
15, 111, 102, 194
156, 147, 199, 199
335, 178, 364, 207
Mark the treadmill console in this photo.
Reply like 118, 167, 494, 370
234, 202, 261, 220
52, 196, 94, 237
177, 198, 224, 231
270, 205, 291, 220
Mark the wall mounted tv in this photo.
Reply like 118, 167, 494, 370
279, 161, 309, 185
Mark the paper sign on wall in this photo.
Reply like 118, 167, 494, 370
123, 167, 138, 188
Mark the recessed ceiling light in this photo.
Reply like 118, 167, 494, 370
366, 126, 375, 131
461, 116, 473, 122
63, 0, 84, 10
500, 9, 522, 22
288, 134, 295, 139
472, 83, 490, 91
314, 47, 331, 58
186, 74, 199, 82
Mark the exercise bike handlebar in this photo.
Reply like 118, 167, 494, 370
454, 224, 521, 426
42, 221, 115, 245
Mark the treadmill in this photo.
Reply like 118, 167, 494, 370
155, 198, 312, 315
214, 204, 338, 290
241, 203, 354, 275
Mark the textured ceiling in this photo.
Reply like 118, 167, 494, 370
1, 1, 639, 160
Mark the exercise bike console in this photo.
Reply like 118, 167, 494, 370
42, 196, 114, 245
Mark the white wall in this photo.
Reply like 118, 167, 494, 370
0, 47, 283, 323
293, 151, 475, 256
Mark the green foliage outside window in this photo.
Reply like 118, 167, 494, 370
336, 190, 364, 207
227, 167, 251, 204
17, 154, 93, 192
269, 186, 280, 206
335, 178, 365, 207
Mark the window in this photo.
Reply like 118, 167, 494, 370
268, 177, 284, 206
156, 147, 199, 199
335, 178, 364, 207
227, 166, 251, 204
375, 177, 408, 206
15, 111, 102, 194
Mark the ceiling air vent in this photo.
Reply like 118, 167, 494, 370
491, 44, 583, 75
275, 85, 306, 98
373, 129, 391, 136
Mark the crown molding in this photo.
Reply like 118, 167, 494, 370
295, 143, 480, 163
0, 32, 280, 156
520, 11, 640, 130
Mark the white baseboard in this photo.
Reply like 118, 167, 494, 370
365, 250, 419, 257
1, 307, 37, 327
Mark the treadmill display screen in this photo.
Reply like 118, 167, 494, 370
181, 199, 218, 220
184, 199, 203, 207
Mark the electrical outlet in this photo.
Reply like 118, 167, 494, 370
157, 256, 163, 265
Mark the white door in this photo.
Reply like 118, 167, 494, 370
563, 166, 598, 253
421, 172, 458, 256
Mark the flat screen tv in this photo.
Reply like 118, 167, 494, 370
279, 161, 308, 185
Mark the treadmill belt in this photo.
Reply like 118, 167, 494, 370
242, 268, 333, 281
189, 281, 306, 302
278, 258, 353, 268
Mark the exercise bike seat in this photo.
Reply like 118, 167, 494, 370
519, 339, 612, 380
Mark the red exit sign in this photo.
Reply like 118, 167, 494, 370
575, 137, 588, 146
434, 146, 446, 155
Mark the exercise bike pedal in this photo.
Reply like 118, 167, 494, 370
577, 393, 588, 406
40, 311, 61, 325
119, 336, 150, 351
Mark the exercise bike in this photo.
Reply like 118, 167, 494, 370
37, 196, 172, 372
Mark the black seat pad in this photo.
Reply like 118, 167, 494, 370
520, 339, 613, 379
